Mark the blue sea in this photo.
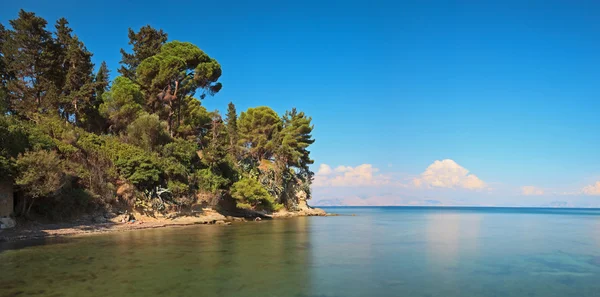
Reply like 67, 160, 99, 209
1, 206, 600, 297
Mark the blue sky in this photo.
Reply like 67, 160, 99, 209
3, 0, 600, 206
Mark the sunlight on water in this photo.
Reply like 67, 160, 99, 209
1, 207, 600, 297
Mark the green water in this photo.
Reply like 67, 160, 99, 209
2, 207, 600, 297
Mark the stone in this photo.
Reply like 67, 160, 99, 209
93, 215, 108, 223
104, 212, 117, 219
215, 220, 226, 225
0, 217, 16, 229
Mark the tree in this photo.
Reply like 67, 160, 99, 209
55, 20, 95, 125
202, 111, 228, 169
118, 25, 167, 81
2, 10, 55, 116
94, 61, 110, 100
175, 96, 211, 142
15, 150, 67, 216
278, 108, 315, 175
125, 113, 171, 152
225, 102, 238, 157
238, 106, 282, 161
80, 61, 110, 132
136, 41, 223, 134
99, 77, 143, 133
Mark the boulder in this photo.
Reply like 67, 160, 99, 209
0, 217, 16, 229
93, 215, 108, 223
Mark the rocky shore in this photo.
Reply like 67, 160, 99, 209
0, 207, 328, 243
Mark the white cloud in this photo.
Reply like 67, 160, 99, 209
313, 164, 391, 187
413, 159, 485, 190
316, 164, 333, 176
582, 181, 600, 196
521, 186, 544, 196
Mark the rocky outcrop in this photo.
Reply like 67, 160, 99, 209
296, 189, 309, 210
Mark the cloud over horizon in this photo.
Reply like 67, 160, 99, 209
521, 186, 544, 196
313, 164, 392, 187
413, 159, 486, 190
582, 181, 600, 196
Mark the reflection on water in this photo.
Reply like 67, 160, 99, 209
2, 207, 600, 297
0, 219, 312, 297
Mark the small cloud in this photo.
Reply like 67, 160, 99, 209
313, 164, 391, 187
413, 159, 485, 190
582, 181, 600, 196
521, 186, 544, 196
316, 164, 333, 176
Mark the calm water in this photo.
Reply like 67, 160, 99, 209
2, 207, 600, 297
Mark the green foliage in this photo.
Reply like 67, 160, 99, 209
119, 25, 168, 81
2, 10, 55, 116
112, 145, 161, 189
136, 41, 222, 134
195, 168, 229, 194
0, 10, 317, 219
176, 96, 211, 141
225, 102, 239, 157
278, 108, 315, 178
238, 106, 282, 161
125, 113, 171, 152
15, 150, 67, 215
230, 178, 276, 211
100, 76, 144, 133
162, 138, 199, 168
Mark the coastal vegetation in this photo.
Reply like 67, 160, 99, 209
0, 10, 315, 220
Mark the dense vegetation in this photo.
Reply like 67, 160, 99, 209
0, 10, 315, 219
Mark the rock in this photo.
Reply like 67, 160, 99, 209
254, 217, 262, 221
0, 217, 16, 229
104, 212, 117, 219
215, 220, 226, 225
93, 215, 107, 223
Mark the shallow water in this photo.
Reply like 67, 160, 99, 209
2, 207, 600, 297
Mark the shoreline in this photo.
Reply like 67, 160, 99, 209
0, 207, 329, 243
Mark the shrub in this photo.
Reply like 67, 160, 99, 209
194, 168, 229, 194
162, 138, 199, 168
125, 113, 171, 152
230, 178, 276, 211
15, 150, 68, 216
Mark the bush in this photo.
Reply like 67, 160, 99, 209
162, 138, 199, 168
195, 168, 229, 194
15, 150, 68, 216
230, 178, 277, 211
125, 113, 171, 152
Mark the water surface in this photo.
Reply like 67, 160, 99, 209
2, 207, 600, 297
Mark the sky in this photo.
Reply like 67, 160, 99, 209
2, 0, 600, 207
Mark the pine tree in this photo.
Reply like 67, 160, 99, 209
3, 10, 55, 116
52, 18, 95, 124
238, 106, 282, 161
225, 102, 238, 157
94, 61, 110, 99
136, 41, 223, 134
118, 25, 167, 81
